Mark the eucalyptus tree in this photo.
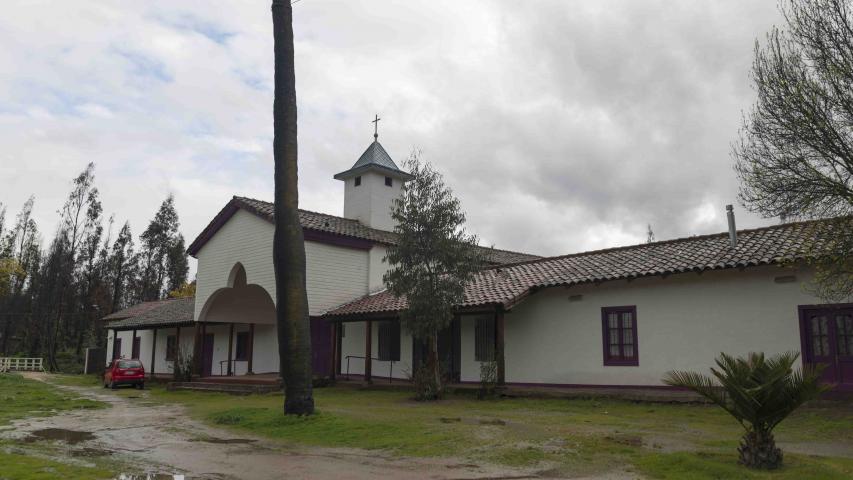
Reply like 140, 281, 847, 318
734, 0, 853, 300
137, 195, 187, 302
272, 0, 314, 415
384, 153, 486, 399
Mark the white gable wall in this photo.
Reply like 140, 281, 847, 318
194, 209, 373, 319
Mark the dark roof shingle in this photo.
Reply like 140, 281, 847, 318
103, 297, 195, 330
324, 217, 848, 318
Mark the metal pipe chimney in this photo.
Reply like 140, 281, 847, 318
726, 205, 737, 248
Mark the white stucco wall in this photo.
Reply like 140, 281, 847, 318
500, 264, 835, 386
342, 172, 402, 231
338, 320, 413, 380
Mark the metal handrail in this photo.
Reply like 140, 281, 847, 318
344, 355, 396, 383
218, 359, 248, 376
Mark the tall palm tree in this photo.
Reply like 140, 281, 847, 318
664, 352, 827, 469
271, 0, 314, 415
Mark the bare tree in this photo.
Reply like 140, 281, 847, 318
734, 0, 853, 300
272, 0, 314, 415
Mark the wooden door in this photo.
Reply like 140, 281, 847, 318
201, 334, 215, 377
800, 305, 853, 390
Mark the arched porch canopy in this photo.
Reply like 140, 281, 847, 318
195, 263, 277, 376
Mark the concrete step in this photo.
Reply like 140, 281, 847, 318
167, 382, 282, 395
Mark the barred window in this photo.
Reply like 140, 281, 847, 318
475, 316, 495, 362
378, 321, 400, 361
166, 335, 177, 361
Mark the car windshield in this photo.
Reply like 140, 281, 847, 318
118, 360, 142, 369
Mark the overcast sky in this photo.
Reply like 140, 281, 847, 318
0, 0, 784, 275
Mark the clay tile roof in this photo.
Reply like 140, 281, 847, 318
324, 216, 849, 319
186, 196, 541, 265
103, 297, 195, 330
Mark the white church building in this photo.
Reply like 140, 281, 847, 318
104, 136, 853, 392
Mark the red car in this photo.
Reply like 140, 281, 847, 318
104, 359, 145, 389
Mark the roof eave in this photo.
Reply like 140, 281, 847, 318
333, 164, 414, 181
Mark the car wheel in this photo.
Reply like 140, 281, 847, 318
138, 382, 145, 390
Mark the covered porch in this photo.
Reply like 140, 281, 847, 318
324, 307, 507, 386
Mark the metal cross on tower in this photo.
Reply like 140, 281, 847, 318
372, 114, 381, 140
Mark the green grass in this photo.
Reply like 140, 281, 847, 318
0, 374, 118, 479
635, 451, 853, 479
0, 449, 114, 480
42, 376, 853, 479
0, 374, 104, 426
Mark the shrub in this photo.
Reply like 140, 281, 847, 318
477, 360, 498, 400
172, 346, 194, 382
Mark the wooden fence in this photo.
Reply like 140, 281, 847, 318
0, 357, 45, 373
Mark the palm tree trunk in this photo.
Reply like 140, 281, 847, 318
738, 429, 782, 469
271, 0, 314, 415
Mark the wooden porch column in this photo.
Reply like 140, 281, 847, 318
150, 328, 157, 378
176, 325, 181, 351
247, 324, 254, 374
329, 322, 338, 380
111, 329, 118, 361
227, 323, 235, 376
495, 308, 505, 385
193, 323, 203, 375
364, 320, 372, 384
132, 329, 137, 358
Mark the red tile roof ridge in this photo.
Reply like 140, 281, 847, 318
481, 215, 845, 272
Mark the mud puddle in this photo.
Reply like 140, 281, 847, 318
191, 437, 257, 444
24, 427, 96, 444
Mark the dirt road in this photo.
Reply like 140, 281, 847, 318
6, 373, 585, 480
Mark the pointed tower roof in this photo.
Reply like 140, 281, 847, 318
334, 139, 413, 181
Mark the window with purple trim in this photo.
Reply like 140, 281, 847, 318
601, 306, 639, 366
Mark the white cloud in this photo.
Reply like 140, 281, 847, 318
0, 0, 785, 280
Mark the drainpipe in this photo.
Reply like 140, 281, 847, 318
726, 205, 737, 249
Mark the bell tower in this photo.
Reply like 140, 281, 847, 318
334, 116, 412, 231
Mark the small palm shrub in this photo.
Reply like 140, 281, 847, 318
664, 352, 828, 470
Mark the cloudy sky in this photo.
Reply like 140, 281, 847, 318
0, 0, 784, 275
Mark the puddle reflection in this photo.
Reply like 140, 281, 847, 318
117, 475, 185, 480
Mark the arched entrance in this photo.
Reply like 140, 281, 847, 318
196, 263, 277, 376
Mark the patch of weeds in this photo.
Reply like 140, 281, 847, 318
211, 412, 247, 425
489, 445, 549, 467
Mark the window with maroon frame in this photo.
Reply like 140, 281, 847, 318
601, 306, 639, 366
